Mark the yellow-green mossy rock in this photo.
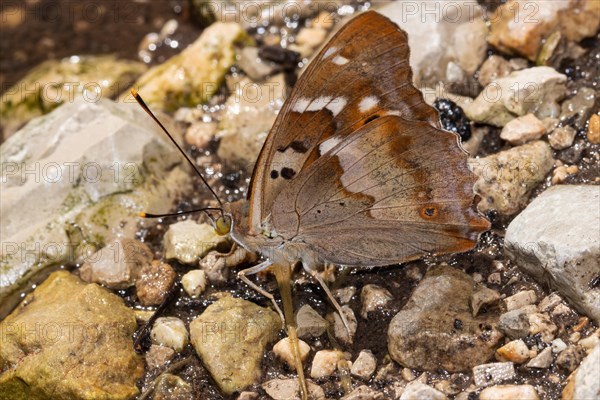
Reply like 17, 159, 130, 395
189, 296, 280, 394
131, 22, 252, 111
0, 271, 143, 400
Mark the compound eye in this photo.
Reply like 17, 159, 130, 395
215, 215, 232, 236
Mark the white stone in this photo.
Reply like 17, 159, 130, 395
0, 98, 192, 312
181, 269, 207, 298
479, 384, 539, 400
505, 185, 600, 323
273, 337, 311, 369
360, 284, 393, 319
164, 220, 227, 264
310, 350, 347, 379
562, 344, 600, 400
548, 126, 576, 150
400, 381, 447, 400
262, 378, 325, 400
473, 362, 516, 387
526, 347, 553, 368
500, 114, 545, 145
528, 313, 558, 343
350, 350, 377, 379
504, 291, 537, 311
552, 338, 568, 353
151, 317, 189, 352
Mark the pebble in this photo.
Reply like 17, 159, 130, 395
528, 313, 558, 343
400, 381, 447, 400
587, 114, 600, 144
164, 220, 227, 264
296, 304, 328, 339
350, 350, 377, 380
495, 339, 530, 363
295, 27, 327, 49
237, 392, 259, 400
145, 344, 175, 370
334, 286, 357, 304
360, 284, 393, 319
504, 185, 600, 323
471, 286, 501, 316
560, 87, 597, 129
478, 55, 512, 87
469, 141, 554, 216
328, 305, 357, 345
181, 269, 207, 298
153, 373, 193, 400
238, 47, 277, 81
548, 126, 576, 150
401, 368, 416, 382
556, 345, 586, 372
479, 384, 539, 400
136, 261, 177, 306
538, 293, 563, 313
151, 317, 189, 352
184, 121, 217, 148
472, 362, 516, 387
310, 350, 348, 379
551, 164, 578, 184
79, 238, 153, 289
262, 378, 325, 400
504, 290, 537, 311
578, 330, 600, 351
272, 337, 311, 370
552, 338, 568, 353
341, 385, 385, 400
500, 114, 546, 145
526, 346, 553, 368
488, 273, 502, 285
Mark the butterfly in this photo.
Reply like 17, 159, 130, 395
134, 10, 490, 400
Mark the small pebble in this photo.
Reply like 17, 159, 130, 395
310, 350, 348, 379
471, 286, 501, 316
400, 381, 447, 400
569, 331, 582, 343
295, 27, 327, 49
500, 114, 545, 145
145, 344, 175, 370
296, 304, 328, 338
478, 55, 512, 87
496, 339, 530, 363
552, 338, 567, 353
272, 337, 311, 369
473, 362, 516, 387
578, 330, 600, 351
479, 384, 539, 400
498, 309, 530, 339
556, 345, 586, 372
488, 272, 502, 285
328, 305, 357, 345
587, 113, 600, 144
136, 261, 177, 306
504, 290, 537, 311
181, 269, 207, 298
528, 313, 557, 343
262, 378, 325, 400
350, 350, 377, 380
551, 165, 578, 184
538, 293, 563, 313
526, 347, 553, 369
341, 385, 384, 400
185, 121, 217, 148
334, 286, 356, 304
548, 126, 576, 150
401, 367, 416, 382
151, 317, 189, 352
360, 284, 393, 319
237, 392, 258, 400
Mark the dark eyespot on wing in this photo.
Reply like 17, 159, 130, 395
420, 206, 439, 219
281, 167, 296, 180
270, 170, 279, 179
277, 140, 309, 154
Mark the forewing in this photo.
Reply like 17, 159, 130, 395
271, 116, 490, 266
247, 11, 440, 230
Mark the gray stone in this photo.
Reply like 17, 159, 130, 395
341, 385, 385, 400
360, 284, 393, 319
0, 98, 192, 318
562, 344, 600, 400
560, 87, 597, 129
388, 265, 503, 372
238, 47, 278, 80
0, 271, 143, 399
189, 296, 279, 395
471, 286, 501, 317
556, 345, 586, 372
262, 378, 325, 400
328, 305, 357, 345
473, 362, 516, 387
548, 126, 577, 150
504, 290, 537, 311
505, 185, 600, 323
350, 350, 377, 380
478, 55, 512, 87
153, 373, 193, 400
469, 141, 554, 216
526, 347, 553, 369
78, 238, 153, 289
296, 304, 328, 339
463, 67, 566, 126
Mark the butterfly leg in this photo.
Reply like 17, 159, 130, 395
304, 266, 352, 334
237, 260, 285, 328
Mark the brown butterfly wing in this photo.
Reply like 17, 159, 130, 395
271, 116, 490, 266
247, 11, 440, 230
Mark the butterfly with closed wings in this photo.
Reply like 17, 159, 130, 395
134, 10, 490, 400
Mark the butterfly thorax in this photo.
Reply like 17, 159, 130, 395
224, 200, 320, 269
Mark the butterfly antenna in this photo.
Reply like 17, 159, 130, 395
139, 207, 222, 223
130, 88, 224, 214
